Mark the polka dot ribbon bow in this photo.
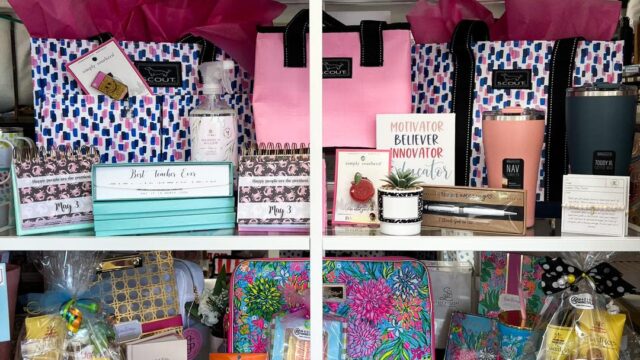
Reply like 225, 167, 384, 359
540, 257, 638, 299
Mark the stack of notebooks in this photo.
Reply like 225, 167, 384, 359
237, 143, 310, 232
92, 162, 235, 236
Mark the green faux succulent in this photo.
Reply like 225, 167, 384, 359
381, 168, 424, 189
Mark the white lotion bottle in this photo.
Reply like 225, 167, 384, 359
189, 60, 238, 165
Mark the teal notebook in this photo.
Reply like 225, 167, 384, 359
94, 212, 236, 236
92, 197, 235, 217
0, 264, 9, 342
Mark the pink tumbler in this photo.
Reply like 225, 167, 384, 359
483, 107, 545, 227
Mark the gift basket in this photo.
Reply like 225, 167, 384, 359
19, 251, 122, 360
522, 252, 640, 360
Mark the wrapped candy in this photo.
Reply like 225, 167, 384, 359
20, 252, 122, 360
523, 253, 640, 360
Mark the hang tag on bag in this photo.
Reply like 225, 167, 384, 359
66, 39, 152, 98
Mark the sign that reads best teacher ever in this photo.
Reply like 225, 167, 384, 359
376, 114, 455, 185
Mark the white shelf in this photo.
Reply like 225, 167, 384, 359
0, 235, 310, 251
324, 235, 640, 252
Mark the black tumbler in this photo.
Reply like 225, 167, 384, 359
566, 83, 638, 175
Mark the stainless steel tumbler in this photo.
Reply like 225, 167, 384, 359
566, 83, 638, 175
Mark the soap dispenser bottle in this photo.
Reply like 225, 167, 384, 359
189, 60, 238, 165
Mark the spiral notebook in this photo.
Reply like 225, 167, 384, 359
11, 146, 100, 235
237, 143, 310, 232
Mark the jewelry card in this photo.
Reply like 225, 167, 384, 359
561, 174, 629, 236
332, 149, 391, 225
66, 39, 152, 97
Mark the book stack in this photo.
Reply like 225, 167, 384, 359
92, 163, 235, 236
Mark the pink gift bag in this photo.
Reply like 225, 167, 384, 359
253, 10, 412, 147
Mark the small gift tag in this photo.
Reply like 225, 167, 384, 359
66, 39, 152, 98
561, 175, 629, 237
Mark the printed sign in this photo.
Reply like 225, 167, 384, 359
376, 114, 455, 185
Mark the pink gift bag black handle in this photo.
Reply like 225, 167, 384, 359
282, 9, 404, 68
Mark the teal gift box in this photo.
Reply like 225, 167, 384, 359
92, 162, 236, 236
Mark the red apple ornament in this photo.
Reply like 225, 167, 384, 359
349, 172, 375, 203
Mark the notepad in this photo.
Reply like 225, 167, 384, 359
11, 147, 100, 235
237, 144, 310, 232
562, 174, 630, 236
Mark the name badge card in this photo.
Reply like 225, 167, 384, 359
561, 174, 629, 237
376, 114, 455, 185
93, 163, 233, 201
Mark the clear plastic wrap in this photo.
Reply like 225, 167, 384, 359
21, 251, 123, 360
267, 311, 347, 360
522, 252, 640, 360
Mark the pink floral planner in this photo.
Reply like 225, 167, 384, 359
237, 149, 310, 232
11, 147, 99, 235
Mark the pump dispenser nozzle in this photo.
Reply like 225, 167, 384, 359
199, 60, 235, 95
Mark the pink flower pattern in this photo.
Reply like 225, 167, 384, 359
347, 319, 381, 358
348, 279, 393, 324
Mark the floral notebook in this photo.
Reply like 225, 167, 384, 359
444, 312, 498, 360
237, 147, 310, 232
11, 147, 99, 235
478, 252, 546, 318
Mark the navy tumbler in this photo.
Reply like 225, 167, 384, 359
566, 83, 637, 175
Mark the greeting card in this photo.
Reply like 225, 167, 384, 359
377, 114, 455, 185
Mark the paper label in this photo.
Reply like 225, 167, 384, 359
94, 164, 232, 201
499, 293, 523, 311
561, 175, 629, 236
114, 320, 142, 343
323, 284, 346, 303
569, 293, 595, 310
292, 327, 311, 341
502, 158, 524, 189
381, 195, 421, 220
236, 202, 309, 220
593, 150, 616, 175
189, 114, 237, 165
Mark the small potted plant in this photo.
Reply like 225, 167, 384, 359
378, 169, 424, 235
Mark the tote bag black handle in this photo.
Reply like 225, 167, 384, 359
284, 9, 387, 68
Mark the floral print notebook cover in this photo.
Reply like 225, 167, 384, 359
237, 154, 310, 229
444, 312, 498, 360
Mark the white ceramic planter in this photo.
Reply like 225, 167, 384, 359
377, 186, 423, 236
